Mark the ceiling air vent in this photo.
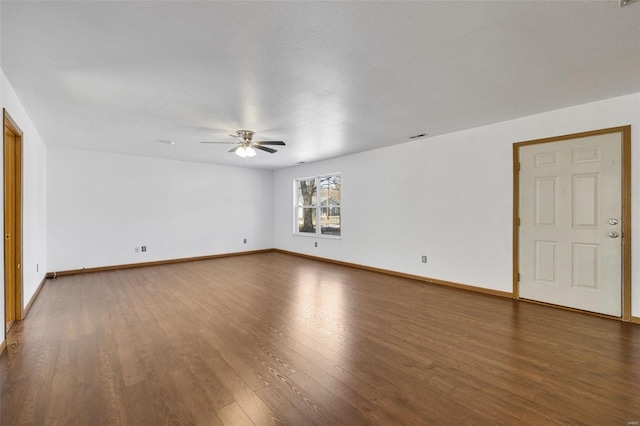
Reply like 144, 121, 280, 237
409, 133, 427, 140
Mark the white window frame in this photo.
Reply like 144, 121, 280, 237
294, 173, 341, 239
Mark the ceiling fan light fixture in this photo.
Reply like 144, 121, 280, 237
203, 130, 285, 158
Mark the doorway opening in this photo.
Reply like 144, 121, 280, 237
4, 109, 23, 334
513, 126, 631, 321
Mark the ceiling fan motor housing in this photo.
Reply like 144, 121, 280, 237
201, 130, 284, 155
237, 130, 255, 144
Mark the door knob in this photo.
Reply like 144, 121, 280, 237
608, 218, 619, 225
609, 232, 619, 238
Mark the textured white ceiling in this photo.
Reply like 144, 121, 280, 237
1, 1, 639, 170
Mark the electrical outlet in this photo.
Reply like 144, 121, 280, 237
135, 247, 140, 253
243, 239, 247, 244
314, 242, 318, 247
141, 246, 147, 252
421, 255, 427, 263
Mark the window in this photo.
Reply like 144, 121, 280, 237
295, 174, 341, 237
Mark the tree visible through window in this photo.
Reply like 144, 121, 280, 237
295, 174, 341, 237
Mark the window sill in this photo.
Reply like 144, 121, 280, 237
294, 233, 341, 240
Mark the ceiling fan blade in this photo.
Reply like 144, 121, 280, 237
255, 141, 285, 146
228, 146, 240, 153
201, 141, 236, 144
254, 145, 277, 154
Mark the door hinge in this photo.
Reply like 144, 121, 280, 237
518, 218, 521, 226
517, 273, 521, 281
517, 162, 521, 171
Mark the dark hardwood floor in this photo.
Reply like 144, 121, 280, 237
1, 252, 639, 425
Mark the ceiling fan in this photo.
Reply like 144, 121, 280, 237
201, 130, 285, 158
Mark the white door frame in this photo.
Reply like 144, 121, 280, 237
513, 126, 632, 322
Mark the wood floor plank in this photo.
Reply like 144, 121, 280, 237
75, 333, 99, 405
13, 333, 59, 425
206, 354, 288, 426
95, 331, 129, 425
169, 365, 228, 424
44, 363, 78, 425
284, 369, 373, 425
123, 376, 195, 426
113, 327, 149, 387
1, 252, 638, 424
217, 401, 253, 426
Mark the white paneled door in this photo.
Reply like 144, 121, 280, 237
518, 132, 622, 316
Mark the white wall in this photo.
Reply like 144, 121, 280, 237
274, 93, 640, 316
4, 67, 639, 323
47, 148, 274, 271
1, 69, 48, 315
